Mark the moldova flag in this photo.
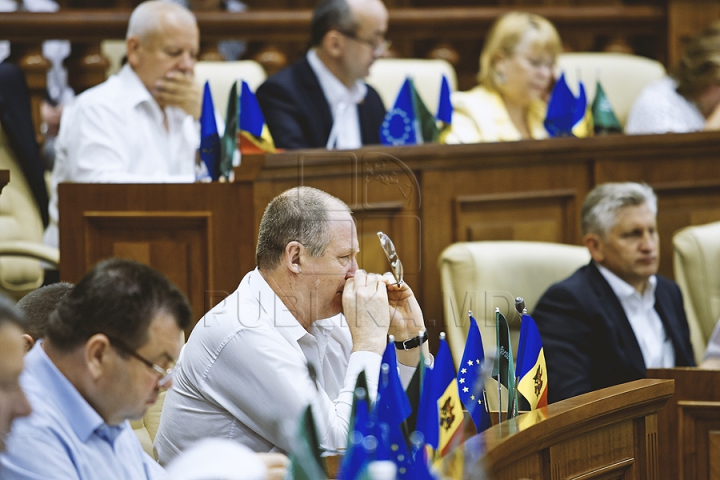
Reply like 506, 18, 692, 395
238, 80, 276, 154
515, 313, 548, 410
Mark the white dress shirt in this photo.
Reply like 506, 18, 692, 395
154, 268, 415, 461
625, 76, 705, 135
597, 263, 675, 368
44, 64, 198, 248
306, 49, 366, 150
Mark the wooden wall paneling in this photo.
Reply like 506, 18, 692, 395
677, 402, 720, 480
667, 0, 720, 68
59, 182, 257, 334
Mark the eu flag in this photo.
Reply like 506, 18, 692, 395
380, 78, 419, 146
199, 81, 221, 181
457, 314, 491, 432
375, 339, 412, 429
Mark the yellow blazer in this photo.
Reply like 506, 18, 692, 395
442, 85, 548, 144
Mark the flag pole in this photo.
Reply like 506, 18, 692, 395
495, 307, 502, 424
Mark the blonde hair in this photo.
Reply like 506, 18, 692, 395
675, 20, 720, 99
478, 12, 562, 89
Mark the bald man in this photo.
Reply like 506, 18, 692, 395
44, 0, 201, 248
256, 0, 388, 149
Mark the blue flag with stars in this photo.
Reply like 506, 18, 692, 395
458, 314, 491, 433
380, 78, 420, 146
339, 391, 373, 480
199, 81, 221, 181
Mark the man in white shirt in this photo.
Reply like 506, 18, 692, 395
533, 182, 695, 403
256, 0, 388, 150
155, 186, 428, 461
44, 0, 202, 248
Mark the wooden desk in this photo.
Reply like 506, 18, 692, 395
476, 379, 674, 479
59, 133, 720, 342
648, 368, 720, 480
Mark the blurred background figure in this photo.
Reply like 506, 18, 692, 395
15, 282, 73, 351
0, 0, 73, 171
442, 12, 561, 144
166, 0, 247, 61
625, 21, 720, 134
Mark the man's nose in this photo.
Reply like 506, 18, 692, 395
177, 52, 195, 73
346, 258, 358, 279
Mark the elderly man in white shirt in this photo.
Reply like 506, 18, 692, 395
44, 0, 202, 248
155, 186, 429, 461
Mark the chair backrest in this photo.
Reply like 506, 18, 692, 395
0, 124, 45, 298
101, 39, 126, 78
439, 241, 591, 368
557, 52, 666, 127
131, 389, 167, 460
194, 60, 267, 117
365, 58, 458, 114
673, 221, 720, 363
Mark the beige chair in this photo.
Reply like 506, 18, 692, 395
439, 241, 591, 368
439, 241, 590, 411
194, 60, 267, 117
365, 58, 458, 115
132, 389, 167, 459
557, 52, 666, 127
673, 221, 720, 364
101, 39, 127, 78
0, 124, 59, 300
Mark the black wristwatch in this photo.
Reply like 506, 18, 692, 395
394, 330, 428, 350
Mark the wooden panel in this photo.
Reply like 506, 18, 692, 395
82, 213, 211, 337
454, 189, 578, 244
647, 368, 720, 480
677, 401, 720, 480
59, 183, 257, 335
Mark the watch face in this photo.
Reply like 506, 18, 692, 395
377, 231, 404, 286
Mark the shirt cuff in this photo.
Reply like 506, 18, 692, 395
345, 351, 382, 401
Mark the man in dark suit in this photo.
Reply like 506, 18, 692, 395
533, 182, 695, 403
256, 0, 387, 150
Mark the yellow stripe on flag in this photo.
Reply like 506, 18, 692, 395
517, 348, 548, 410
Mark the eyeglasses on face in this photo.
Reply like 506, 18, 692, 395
106, 336, 174, 387
337, 30, 391, 56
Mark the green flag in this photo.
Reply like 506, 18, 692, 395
409, 79, 439, 143
493, 309, 518, 419
591, 81, 622, 134
401, 348, 425, 442
286, 405, 328, 480
219, 81, 238, 180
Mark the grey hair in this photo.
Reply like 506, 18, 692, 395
126, 1, 196, 41
581, 182, 657, 237
256, 187, 351, 271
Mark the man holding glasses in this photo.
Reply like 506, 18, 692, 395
0, 259, 191, 479
256, 0, 389, 149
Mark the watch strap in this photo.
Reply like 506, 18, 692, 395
394, 330, 429, 350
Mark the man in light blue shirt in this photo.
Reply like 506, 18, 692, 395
0, 258, 192, 479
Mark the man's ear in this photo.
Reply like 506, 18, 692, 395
583, 233, 604, 263
126, 36, 141, 68
321, 30, 345, 58
284, 241, 303, 274
21, 334, 34, 353
85, 334, 112, 380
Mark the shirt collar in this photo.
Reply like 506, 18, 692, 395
595, 262, 657, 301
24, 342, 124, 445
306, 49, 367, 110
118, 63, 156, 109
